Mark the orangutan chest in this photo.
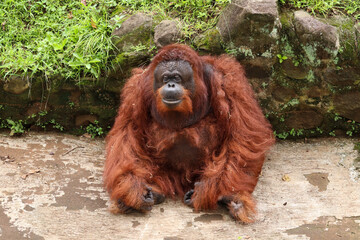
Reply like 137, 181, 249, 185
164, 136, 204, 168
148, 118, 218, 170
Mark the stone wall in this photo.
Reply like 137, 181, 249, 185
0, 77, 120, 135
1, 0, 360, 138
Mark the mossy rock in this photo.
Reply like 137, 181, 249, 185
279, 12, 297, 40
281, 58, 309, 80
327, 16, 359, 66
112, 13, 153, 52
108, 50, 151, 90
194, 28, 223, 54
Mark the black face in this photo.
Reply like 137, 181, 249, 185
154, 60, 195, 108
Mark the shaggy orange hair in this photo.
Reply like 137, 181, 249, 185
104, 44, 274, 222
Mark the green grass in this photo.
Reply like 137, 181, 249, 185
0, 0, 230, 83
280, 0, 360, 19
0, 0, 117, 82
2, 0, 358, 84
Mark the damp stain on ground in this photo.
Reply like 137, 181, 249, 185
304, 172, 330, 192
194, 213, 223, 222
51, 167, 106, 211
0, 206, 45, 240
132, 220, 140, 228
163, 237, 184, 240
286, 216, 360, 240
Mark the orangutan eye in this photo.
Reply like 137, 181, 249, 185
163, 76, 169, 83
174, 75, 181, 82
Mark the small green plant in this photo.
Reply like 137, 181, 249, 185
329, 130, 336, 136
2, 114, 82, 134
274, 128, 306, 139
49, 119, 64, 131
0, 120, 7, 129
277, 54, 288, 63
297, 129, 304, 136
7, 119, 25, 136
334, 113, 342, 121
288, 128, 304, 137
316, 127, 323, 134
28, 114, 37, 119
274, 130, 289, 140
292, 59, 300, 67
85, 120, 104, 138
38, 111, 48, 117
289, 128, 296, 136
68, 102, 75, 109
345, 120, 359, 136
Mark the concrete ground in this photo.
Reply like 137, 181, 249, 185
0, 132, 359, 240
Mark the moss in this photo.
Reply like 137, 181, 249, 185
113, 25, 153, 52
280, 98, 300, 110
282, 40, 295, 58
338, 21, 358, 65
280, 12, 293, 31
114, 46, 151, 65
278, 33, 302, 70
323, 16, 357, 66
279, 12, 297, 41
194, 29, 223, 54
306, 70, 316, 83
224, 42, 255, 59
261, 49, 273, 58
237, 46, 255, 59
302, 44, 321, 67
304, 97, 322, 106
113, 52, 127, 65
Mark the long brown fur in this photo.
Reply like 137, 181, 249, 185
104, 44, 275, 222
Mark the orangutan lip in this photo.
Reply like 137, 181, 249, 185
162, 98, 182, 106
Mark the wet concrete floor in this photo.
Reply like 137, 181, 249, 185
0, 133, 359, 240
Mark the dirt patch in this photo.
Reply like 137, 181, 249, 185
304, 172, 330, 192
286, 216, 360, 240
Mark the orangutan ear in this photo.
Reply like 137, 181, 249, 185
203, 64, 213, 86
